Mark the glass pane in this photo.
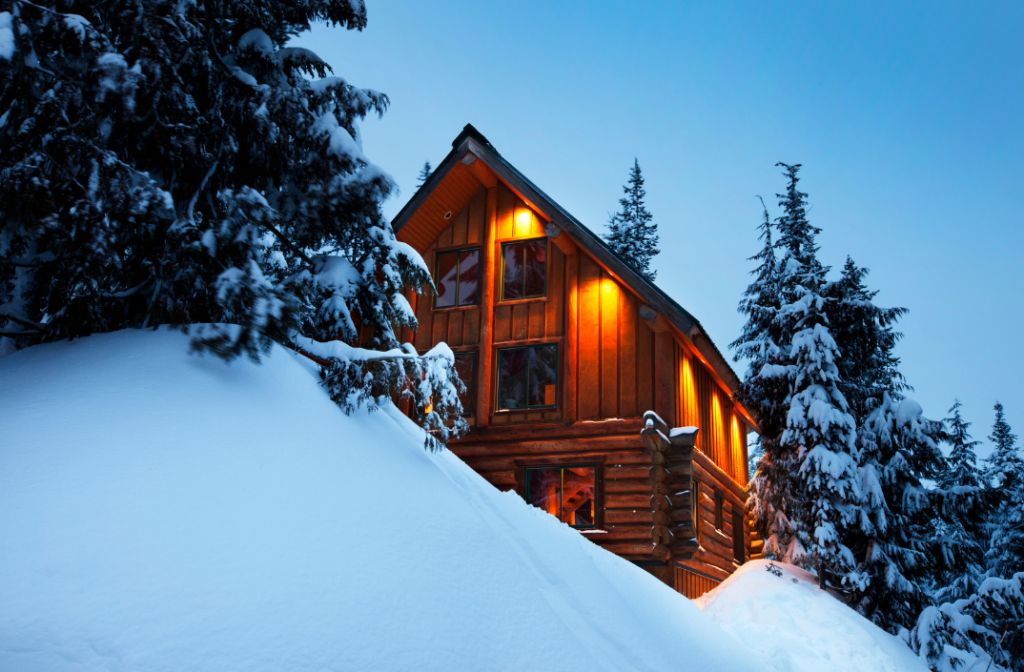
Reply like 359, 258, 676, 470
562, 466, 596, 527
457, 249, 479, 306
502, 242, 524, 300
524, 239, 547, 297
528, 344, 558, 407
453, 353, 474, 415
497, 348, 529, 410
435, 252, 458, 307
527, 468, 562, 520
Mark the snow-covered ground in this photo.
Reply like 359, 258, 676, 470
698, 560, 929, 672
0, 329, 929, 671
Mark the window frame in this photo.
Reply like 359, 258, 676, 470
433, 245, 481, 310
499, 237, 548, 303
494, 343, 559, 412
524, 463, 599, 530
452, 350, 476, 417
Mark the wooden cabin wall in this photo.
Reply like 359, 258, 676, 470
681, 452, 751, 581
447, 419, 662, 561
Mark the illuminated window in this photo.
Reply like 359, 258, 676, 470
500, 238, 546, 301
435, 247, 479, 308
453, 352, 475, 416
496, 344, 558, 410
525, 465, 597, 528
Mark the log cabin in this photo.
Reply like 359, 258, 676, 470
393, 125, 763, 597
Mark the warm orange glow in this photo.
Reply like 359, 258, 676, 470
680, 354, 696, 427
515, 209, 532, 236
731, 414, 744, 481
423, 401, 433, 415
712, 390, 724, 472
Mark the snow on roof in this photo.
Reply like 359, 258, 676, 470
0, 329, 757, 672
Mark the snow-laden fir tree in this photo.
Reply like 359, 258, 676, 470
0, 0, 465, 448
985, 402, 1024, 579
732, 198, 803, 560
930, 400, 991, 603
416, 161, 431, 188
908, 571, 1024, 672
826, 257, 908, 426
771, 163, 860, 589
606, 159, 659, 282
853, 394, 947, 634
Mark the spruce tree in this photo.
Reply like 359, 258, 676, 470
606, 159, 659, 282
416, 160, 431, 188
854, 395, 947, 634
733, 198, 802, 561
932, 400, 989, 602
827, 257, 909, 427
985, 402, 1024, 579
771, 163, 860, 589
0, 0, 465, 448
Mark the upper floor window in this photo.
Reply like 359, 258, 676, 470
525, 465, 597, 529
501, 238, 546, 301
435, 247, 479, 308
496, 344, 558, 411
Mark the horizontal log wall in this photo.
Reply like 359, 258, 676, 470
449, 420, 659, 562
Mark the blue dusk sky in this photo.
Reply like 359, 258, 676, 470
296, 1, 1023, 456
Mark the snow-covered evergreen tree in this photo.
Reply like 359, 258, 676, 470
0, 0, 465, 448
416, 161, 431, 188
733, 197, 803, 561
931, 400, 990, 602
985, 402, 1024, 579
827, 257, 909, 427
908, 572, 1023, 672
854, 394, 947, 634
606, 159, 659, 282
771, 163, 860, 588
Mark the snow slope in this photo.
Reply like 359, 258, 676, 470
697, 560, 930, 672
0, 329, 756, 672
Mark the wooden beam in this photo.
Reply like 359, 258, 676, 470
544, 222, 578, 256
474, 187, 498, 428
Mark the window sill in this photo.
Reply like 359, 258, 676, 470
496, 297, 548, 307
578, 529, 607, 534
432, 304, 481, 312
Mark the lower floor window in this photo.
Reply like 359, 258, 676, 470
525, 465, 597, 528
452, 351, 475, 416
496, 343, 558, 410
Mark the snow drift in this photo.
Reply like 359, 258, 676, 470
0, 329, 755, 672
698, 560, 930, 672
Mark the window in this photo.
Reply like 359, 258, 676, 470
691, 479, 702, 544
525, 465, 597, 529
500, 238, 546, 301
435, 247, 479, 308
496, 344, 558, 411
714, 491, 724, 531
453, 352, 475, 416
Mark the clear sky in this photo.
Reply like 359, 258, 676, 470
295, 1, 1023, 457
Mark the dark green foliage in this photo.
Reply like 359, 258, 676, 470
605, 159, 659, 282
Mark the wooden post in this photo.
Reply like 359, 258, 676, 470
474, 187, 498, 428
563, 251, 578, 423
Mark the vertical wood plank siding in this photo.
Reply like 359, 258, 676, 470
674, 566, 721, 599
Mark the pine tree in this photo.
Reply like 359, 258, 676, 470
733, 197, 802, 562
827, 257, 909, 427
606, 159, 659, 282
771, 163, 860, 589
932, 400, 990, 603
416, 161, 431, 188
854, 395, 947, 633
908, 572, 1024, 672
0, 0, 465, 448
985, 402, 1024, 579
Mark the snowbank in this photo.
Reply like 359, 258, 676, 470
0, 329, 756, 672
697, 560, 929, 672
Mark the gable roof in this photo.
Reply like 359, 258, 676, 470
393, 125, 755, 429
